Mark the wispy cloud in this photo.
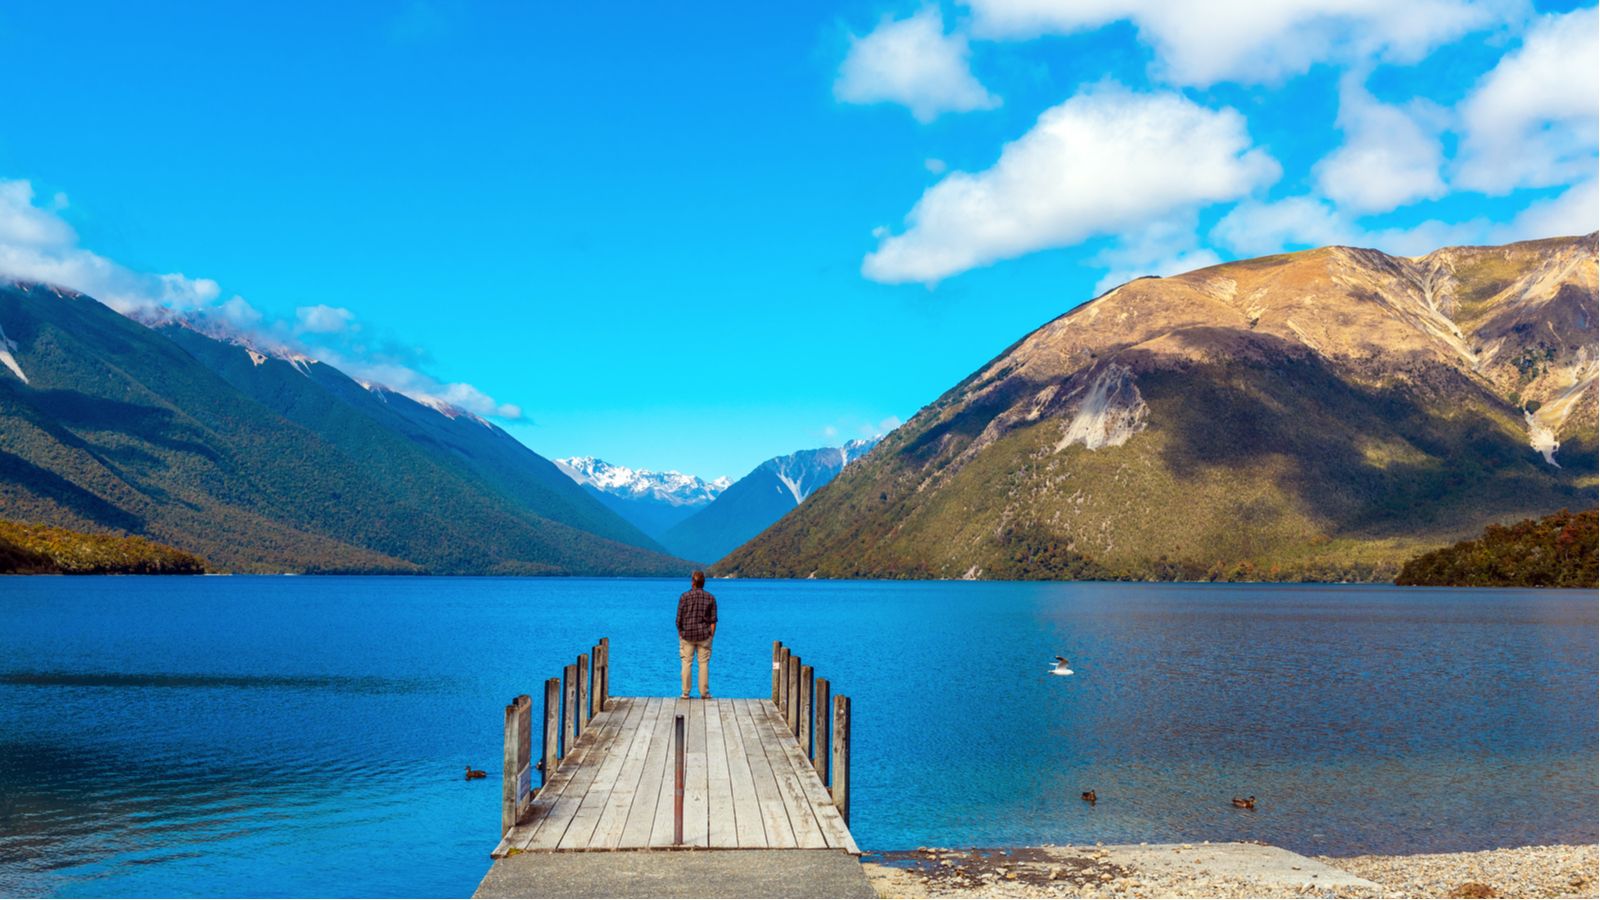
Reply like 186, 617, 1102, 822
808, 415, 902, 445
0, 177, 521, 420
962, 0, 1525, 87
1313, 75, 1448, 214
1453, 6, 1599, 195
834, 5, 1000, 123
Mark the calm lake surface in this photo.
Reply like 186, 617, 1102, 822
0, 577, 1594, 897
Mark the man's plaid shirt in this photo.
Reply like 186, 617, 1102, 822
676, 588, 718, 642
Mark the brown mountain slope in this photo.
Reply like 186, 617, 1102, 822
716, 234, 1598, 582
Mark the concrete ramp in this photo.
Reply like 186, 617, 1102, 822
474, 849, 876, 899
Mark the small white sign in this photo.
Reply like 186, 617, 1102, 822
772, 662, 781, 670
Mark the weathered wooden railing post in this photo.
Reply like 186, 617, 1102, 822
778, 646, 791, 719
542, 677, 560, 784
798, 663, 814, 757
771, 641, 782, 704
673, 713, 686, 845
576, 652, 590, 734
562, 663, 578, 757
786, 654, 802, 736
592, 640, 606, 715
502, 694, 533, 837
832, 694, 851, 825
813, 677, 830, 783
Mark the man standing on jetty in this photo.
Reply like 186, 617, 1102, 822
676, 571, 717, 700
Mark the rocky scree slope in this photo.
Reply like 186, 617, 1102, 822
716, 235, 1598, 582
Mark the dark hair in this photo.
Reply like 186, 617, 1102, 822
691, 570, 706, 587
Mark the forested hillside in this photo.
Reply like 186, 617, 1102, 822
0, 519, 207, 574
1396, 508, 1598, 587
0, 281, 692, 575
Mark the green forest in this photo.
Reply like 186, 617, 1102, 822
1395, 508, 1598, 588
0, 520, 208, 575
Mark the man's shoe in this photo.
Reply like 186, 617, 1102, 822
701, 694, 712, 700
680, 693, 690, 700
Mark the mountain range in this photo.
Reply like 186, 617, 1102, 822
0, 280, 691, 575
552, 457, 730, 539
716, 235, 1598, 582
659, 437, 879, 564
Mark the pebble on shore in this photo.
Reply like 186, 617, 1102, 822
861, 843, 1598, 899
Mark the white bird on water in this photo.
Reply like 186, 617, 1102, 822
1048, 656, 1074, 676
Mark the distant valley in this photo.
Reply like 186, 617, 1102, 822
553, 456, 730, 540
554, 438, 879, 564
717, 235, 1599, 582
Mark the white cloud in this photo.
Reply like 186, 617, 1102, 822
963, 0, 1525, 86
1090, 217, 1224, 294
1211, 196, 1356, 257
1313, 77, 1448, 214
296, 304, 356, 334
1454, 7, 1599, 194
924, 158, 947, 174
1488, 178, 1599, 243
0, 177, 522, 420
0, 178, 219, 313
0, 180, 76, 247
834, 5, 1001, 123
1210, 194, 1486, 257
1208, 187, 1595, 259
870, 415, 902, 435
863, 82, 1279, 284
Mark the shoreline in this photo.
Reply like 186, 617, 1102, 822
861, 841, 1598, 899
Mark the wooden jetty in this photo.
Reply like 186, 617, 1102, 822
492, 639, 856, 857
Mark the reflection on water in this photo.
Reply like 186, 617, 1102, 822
0, 577, 1594, 897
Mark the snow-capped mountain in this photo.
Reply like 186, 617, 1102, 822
659, 436, 883, 564
554, 457, 731, 505
766, 438, 878, 505
554, 457, 732, 539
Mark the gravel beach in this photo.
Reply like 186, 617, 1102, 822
861, 842, 1598, 899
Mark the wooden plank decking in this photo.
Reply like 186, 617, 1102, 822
492, 697, 858, 857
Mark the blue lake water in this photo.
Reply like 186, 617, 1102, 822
0, 577, 1594, 897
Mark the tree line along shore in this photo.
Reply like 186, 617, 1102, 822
0, 520, 207, 575
1, 508, 1593, 586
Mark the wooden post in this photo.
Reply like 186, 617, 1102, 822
502, 694, 531, 837
786, 654, 801, 736
673, 713, 686, 845
832, 694, 851, 825
771, 641, 783, 704
592, 642, 605, 714
542, 677, 560, 785
595, 630, 604, 707
576, 653, 590, 734
798, 664, 814, 758
778, 647, 791, 718
562, 663, 578, 758
813, 677, 830, 784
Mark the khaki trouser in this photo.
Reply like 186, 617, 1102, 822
679, 636, 712, 697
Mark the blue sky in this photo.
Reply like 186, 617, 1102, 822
0, 0, 1594, 482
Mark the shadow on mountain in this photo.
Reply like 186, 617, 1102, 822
0, 450, 145, 533
22, 391, 223, 465
1137, 353, 1588, 540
